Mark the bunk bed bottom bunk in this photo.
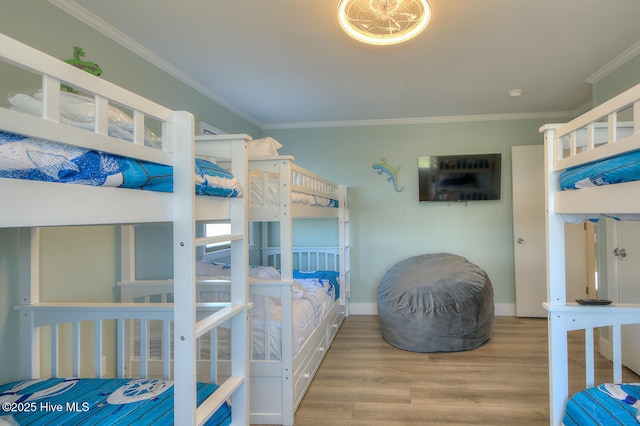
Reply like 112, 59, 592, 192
563, 383, 640, 426
6, 302, 241, 426
250, 295, 345, 425
120, 281, 347, 425
0, 377, 231, 426
119, 248, 347, 425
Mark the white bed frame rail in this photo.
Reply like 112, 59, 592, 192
541, 81, 640, 425
248, 157, 345, 220
248, 278, 345, 426
2, 31, 250, 425
14, 300, 226, 380
247, 156, 349, 424
262, 246, 339, 272
261, 245, 349, 306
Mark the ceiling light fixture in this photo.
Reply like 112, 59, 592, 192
338, 0, 432, 46
508, 89, 524, 100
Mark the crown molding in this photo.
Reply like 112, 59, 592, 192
585, 39, 640, 84
48, 0, 261, 128
262, 110, 578, 130
48, 0, 591, 132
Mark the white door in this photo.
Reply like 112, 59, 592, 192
608, 221, 640, 374
512, 145, 547, 317
512, 145, 591, 317
565, 223, 591, 302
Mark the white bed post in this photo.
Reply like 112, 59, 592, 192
338, 184, 350, 312
229, 136, 250, 424
279, 159, 294, 425
171, 111, 198, 425
119, 225, 136, 378
543, 125, 569, 426
120, 225, 136, 283
279, 160, 294, 279
18, 227, 40, 379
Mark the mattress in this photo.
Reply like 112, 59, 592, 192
556, 149, 640, 222
0, 130, 243, 197
563, 383, 640, 425
250, 170, 338, 208
133, 268, 340, 361
252, 275, 336, 358
0, 377, 230, 425
559, 149, 640, 190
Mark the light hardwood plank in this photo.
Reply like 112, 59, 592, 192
289, 315, 640, 426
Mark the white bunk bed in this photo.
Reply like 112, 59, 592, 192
247, 155, 350, 425
118, 153, 350, 425
0, 33, 249, 425
541, 82, 640, 425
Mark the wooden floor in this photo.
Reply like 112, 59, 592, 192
291, 315, 640, 426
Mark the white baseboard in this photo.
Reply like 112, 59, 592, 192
349, 303, 378, 315
348, 302, 516, 316
494, 303, 516, 316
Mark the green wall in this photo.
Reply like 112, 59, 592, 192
263, 119, 559, 312
0, 230, 20, 384
593, 54, 640, 107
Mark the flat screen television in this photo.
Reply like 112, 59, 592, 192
418, 153, 501, 202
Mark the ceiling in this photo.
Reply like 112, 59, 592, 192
57, 0, 640, 128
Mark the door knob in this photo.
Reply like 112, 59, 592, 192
614, 248, 627, 258
517, 237, 525, 244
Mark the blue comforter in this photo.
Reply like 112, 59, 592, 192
560, 149, 640, 190
0, 131, 243, 197
564, 383, 640, 425
0, 377, 231, 425
294, 270, 340, 300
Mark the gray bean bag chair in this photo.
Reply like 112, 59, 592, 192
377, 253, 494, 352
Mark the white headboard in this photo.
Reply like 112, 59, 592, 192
262, 246, 340, 271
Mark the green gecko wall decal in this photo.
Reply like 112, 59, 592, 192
372, 157, 403, 192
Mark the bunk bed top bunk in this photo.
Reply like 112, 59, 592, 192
0, 32, 249, 425
248, 153, 346, 220
541, 81, 640, 425
0, 32, 245, 228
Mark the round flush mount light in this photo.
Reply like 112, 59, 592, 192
338, 0, 432, 46
508, 89, 524, 100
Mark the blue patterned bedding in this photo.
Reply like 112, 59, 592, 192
294, 270, 340, 300
0, 131, 243, 197
564, 383, 640, 425
0, 377, 230, 425
559, 150, 640, 190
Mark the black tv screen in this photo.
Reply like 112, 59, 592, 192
418, 153, 501, 202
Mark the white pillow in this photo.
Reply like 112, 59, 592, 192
8, 91, 161, 148
249, 265, 281, 280
196, 261, 230, 278
291, 280, 305, 299
247, 137, 282, 157
251, 294, 280, 319
35, 91, 135, 130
